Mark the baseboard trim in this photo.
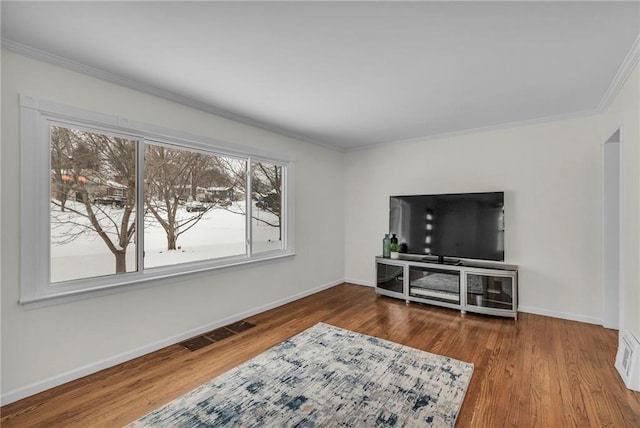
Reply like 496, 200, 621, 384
2, 280, 604, 405
344, 278, 374, 287
346, 278, 603, 325
517, 305, 602, 325
0, 278, 343, 406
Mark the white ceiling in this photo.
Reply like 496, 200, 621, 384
2, 1, 639, 150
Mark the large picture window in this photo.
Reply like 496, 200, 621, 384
20, 96, 294, 305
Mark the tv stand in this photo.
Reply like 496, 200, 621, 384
375, 256, 518, 319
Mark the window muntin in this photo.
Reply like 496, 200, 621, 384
251, 161, 284, 253
49, 124, 138, 283
20, 95, 294, 305
143, 143, 247, 268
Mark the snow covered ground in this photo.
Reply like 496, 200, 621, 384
50, 200, 281, 283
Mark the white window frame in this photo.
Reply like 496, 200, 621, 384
19, 95, 295, 308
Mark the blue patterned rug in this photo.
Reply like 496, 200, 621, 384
128, 323, 473, 427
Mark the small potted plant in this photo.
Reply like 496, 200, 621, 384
389, 243, 399, 259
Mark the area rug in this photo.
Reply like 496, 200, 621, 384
128, 323, 474, 427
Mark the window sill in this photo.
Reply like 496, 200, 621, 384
19, 251, 296, 310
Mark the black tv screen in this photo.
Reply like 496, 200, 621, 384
389, 192, 504, 261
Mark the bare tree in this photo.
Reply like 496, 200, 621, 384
144, 145, 226, 250
50, 126, 137, 273
212, 156, 247, 215
50, 127, 99, 211
252, 162, 283, 240
212, 159, 282, 240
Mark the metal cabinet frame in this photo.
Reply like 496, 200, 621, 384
375, 256, 518, 319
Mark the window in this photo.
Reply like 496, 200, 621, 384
251, 162, 284, 253
143, 143, 248, 268
20, 95, 294, 305
50, 124, 138, 283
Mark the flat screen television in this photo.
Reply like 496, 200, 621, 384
389, 192, 504, 262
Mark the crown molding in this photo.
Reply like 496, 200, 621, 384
597, 33, 640, 112
2, 33, 637, 153
345, 108, 600, 153
0, 38, 344, 152
347, 34, 640, 153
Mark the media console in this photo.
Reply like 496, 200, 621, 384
376, 256, 518, 319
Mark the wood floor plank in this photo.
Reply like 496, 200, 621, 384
2, 283, 639, 427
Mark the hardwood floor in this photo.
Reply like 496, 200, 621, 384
2, 283, 639, 427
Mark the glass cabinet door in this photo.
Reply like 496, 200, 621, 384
408, 266, 460, 304
376, 263, 404, 294
466, 273, 514, 311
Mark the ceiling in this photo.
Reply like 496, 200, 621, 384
2, 1, 639, 151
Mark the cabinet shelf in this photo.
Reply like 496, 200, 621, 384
410, 287, 459, 302
375, 257, 518, 319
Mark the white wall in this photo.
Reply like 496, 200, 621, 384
2, 48, 637, 404
0, 51, 345, 400
345, 115, 604, 323
598, 64, 640, 340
